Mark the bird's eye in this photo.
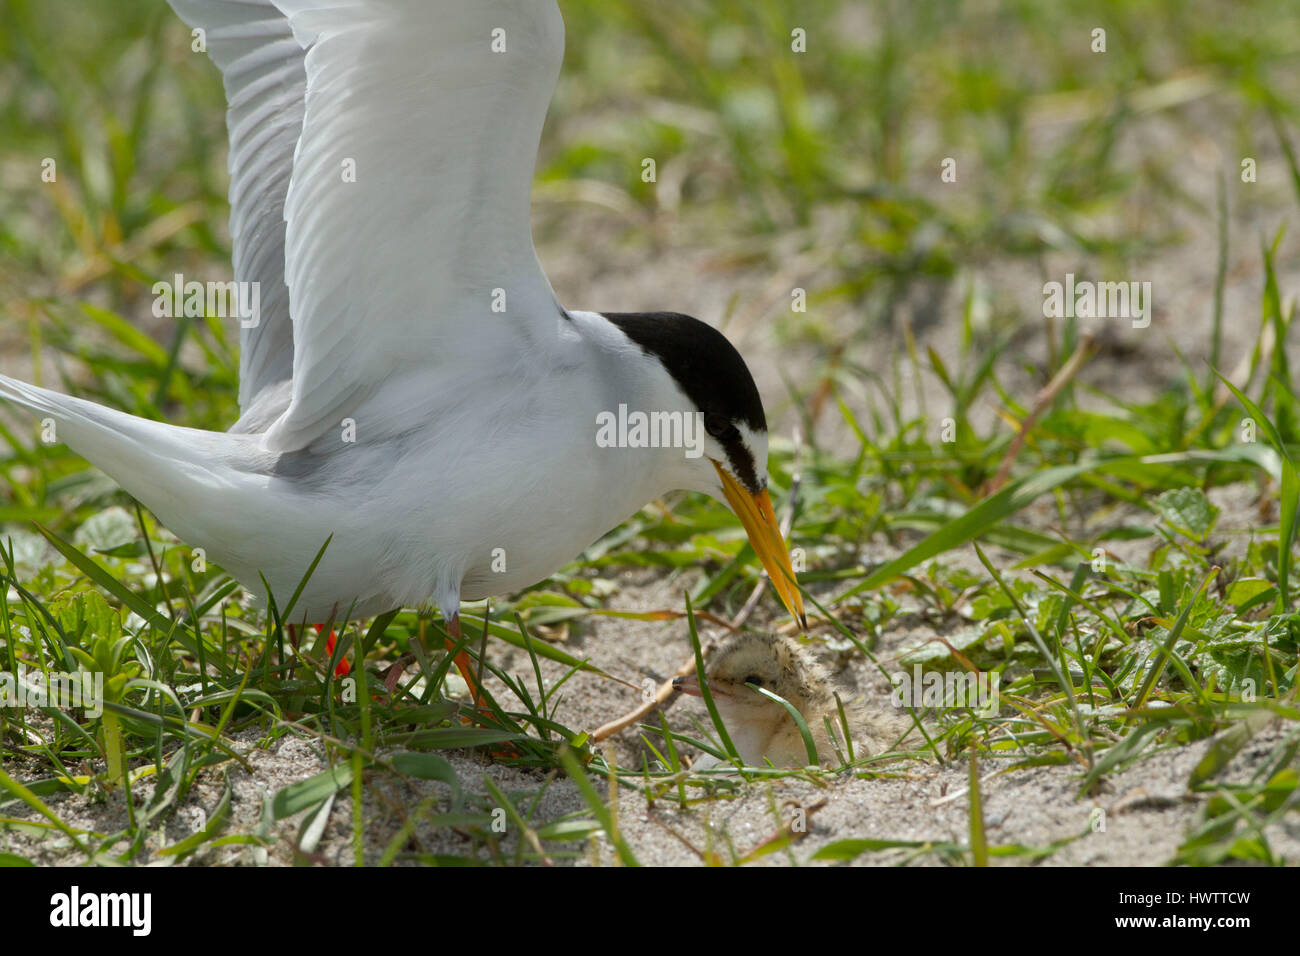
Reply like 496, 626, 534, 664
744, 675, 763, 687
705, 414, 739, 442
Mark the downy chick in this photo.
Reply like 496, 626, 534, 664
674, 632, 917, 768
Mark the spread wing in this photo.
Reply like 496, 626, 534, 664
167, 0, 305, 412
266, 0, 566, 451
169, 0, 566, 450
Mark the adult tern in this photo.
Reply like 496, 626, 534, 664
0, 0, 804, 692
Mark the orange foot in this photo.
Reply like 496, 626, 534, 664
382, 615, 488, 715
316, 623, 351, 678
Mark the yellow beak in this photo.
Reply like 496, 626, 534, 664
713, 461, 806, 630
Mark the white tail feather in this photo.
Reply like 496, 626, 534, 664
0, 373, 261, 543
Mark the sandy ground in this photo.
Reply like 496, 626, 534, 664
5, 599, 1297, 865
9, 725, 1300, 867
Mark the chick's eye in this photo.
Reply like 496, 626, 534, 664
744, 675, 763, 687
705, 414, 738, 441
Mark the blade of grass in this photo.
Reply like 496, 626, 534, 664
969, 750, 988, 867
748, 682, 819, 766
0, 767, 92, 858
35, 523, 214, 674
684, 592, 741, 766
557, 746, 639, 866
1215, 369, 1296, 614
1132, 568, 1218, 709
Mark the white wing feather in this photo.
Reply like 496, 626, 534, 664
264, 0, 566, 451
166, 0, 306, 412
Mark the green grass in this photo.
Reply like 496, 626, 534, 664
1, 0, 1299, 866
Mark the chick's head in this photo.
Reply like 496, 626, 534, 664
677, 632, 831, 727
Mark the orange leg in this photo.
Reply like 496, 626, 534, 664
317, 624, 351, 678
444, 615, 509, 753
287, 622, 350, 677
442, 614, 482, 704
382, 613, 485, 710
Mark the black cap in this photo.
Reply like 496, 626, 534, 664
603, 311, 767, 491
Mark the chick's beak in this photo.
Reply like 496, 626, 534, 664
673, 674, 730, 699
712, 460, 806, 630
672, 674, 701, 697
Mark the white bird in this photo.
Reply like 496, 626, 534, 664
0, 0, 804, 694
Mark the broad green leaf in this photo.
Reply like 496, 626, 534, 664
389, 752, 461, 807
1152, 487, 1219, 540
72, 506, 138, 555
